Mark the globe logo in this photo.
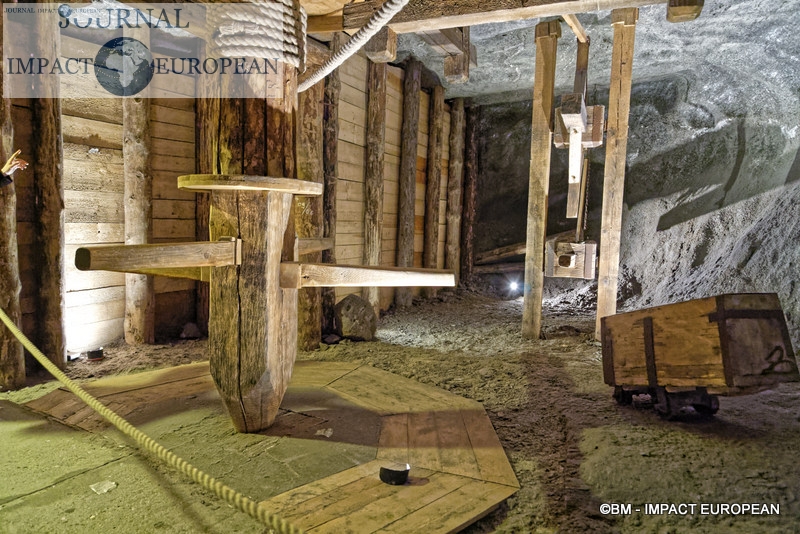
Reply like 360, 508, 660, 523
94, 37, 154, 96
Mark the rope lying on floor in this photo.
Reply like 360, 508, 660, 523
0, 307, 303, 534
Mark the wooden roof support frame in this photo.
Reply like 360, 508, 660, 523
595, 8, 639, 340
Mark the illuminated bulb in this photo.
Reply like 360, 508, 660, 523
509, 281, 519, 291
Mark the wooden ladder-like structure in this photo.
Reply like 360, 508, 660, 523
76, 174, 454, 432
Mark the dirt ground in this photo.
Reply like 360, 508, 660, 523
8, 288, 800, 533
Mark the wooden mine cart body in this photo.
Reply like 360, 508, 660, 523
601, 293, 799, 395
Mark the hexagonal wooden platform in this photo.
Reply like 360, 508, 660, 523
25, 361, 519, 533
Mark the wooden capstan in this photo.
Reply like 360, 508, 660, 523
77, 173, 453, 433
75, 4, 454, 433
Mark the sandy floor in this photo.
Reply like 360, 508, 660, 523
5, 289, 800, 533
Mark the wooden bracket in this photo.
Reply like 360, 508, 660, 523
544, 232, 596, 279
365, 26, 398, 63
419, 26, 475, 83
667, 0, 703, 23
554, 104, 604, 148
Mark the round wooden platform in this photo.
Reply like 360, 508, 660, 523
24, 361, 519, 533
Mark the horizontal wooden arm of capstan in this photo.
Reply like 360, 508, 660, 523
178, 174, 324, 196
280, 263, 455, 289
75, 240, 241, 276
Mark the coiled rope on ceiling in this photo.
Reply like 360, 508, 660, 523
298, 0, 410, 93
0, 306, 304, 534
209, 0, 307, 69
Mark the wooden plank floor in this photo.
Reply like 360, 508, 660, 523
25, 361, 519, 533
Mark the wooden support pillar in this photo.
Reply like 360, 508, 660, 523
33, 9, 66, 365
195, 55, 218, 336
596, 8, 638, 340
123, 95, 154, 345
460, 103, 479, 282
363, 60, 387, 312
445, 98, 465, 284
296, 43, 328, 350
522, 20, 561, 339
322, 32, 343, 334
0, 12, 23, 389
396, 58, 422, 307
422, 85, 444, 298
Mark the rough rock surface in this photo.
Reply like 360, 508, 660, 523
334, 294, 378, 341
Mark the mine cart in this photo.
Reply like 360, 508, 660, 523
601, 293, 799, 418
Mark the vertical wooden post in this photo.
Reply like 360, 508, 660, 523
33, 10, 66, 365
322, 33, 343, 334
363, 59, 387, 313
396, 58, 422, 307
423, 85, 444, 298
522, 20, 561, 339
460, 103, 479, 282
0, 13, 24, 389
445, 98, 465, 284
596, 8, 638, 340
296, 47, 327, 350
205, 62, 299, 432
123, 94, 154, 344
195, 46, 218, 336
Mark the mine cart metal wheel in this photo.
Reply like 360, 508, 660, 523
613, 386, 634, 405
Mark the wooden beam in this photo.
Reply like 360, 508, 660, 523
562, 14, 589, 43
307, 11, 344, 34
75, 241, 240, 272
395, 58, 422, 308
596, 8, 638, 340
574, 38, 590, 96
473, 262, 525, 275
365, 27, 397, 63
178, 174, 323, 195
296, 47, 327, 351
322, 33, 343, 334
445, 98, 465, 284
281, 263, 455, 289
444, 52, 469, 84
33, 8, 66, 364
298, 237, 334, 255
195, 39, 218, 337
423, 84, 445, 298
342, 0, 665, 33
363, 59, 387, 311
460, 104, 479, 282
522, 20, 561, 340
123, 49, 154, 345
0, 12, 24, 390
475, 242, 526, 265
418, 28, 466, 56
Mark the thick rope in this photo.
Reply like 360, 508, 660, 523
297, 0, 410, 93
209, 0, 307, 69
0, 307, 303, 534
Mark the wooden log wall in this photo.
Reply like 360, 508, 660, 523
60, 35, 196, 353
334, 53, 455, 313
